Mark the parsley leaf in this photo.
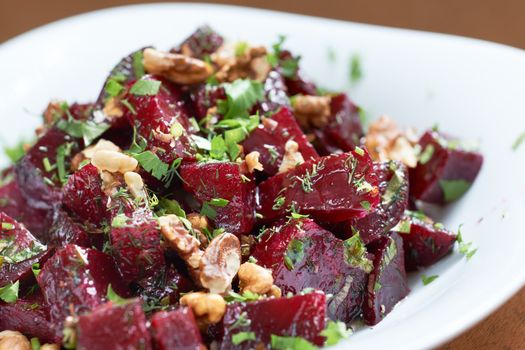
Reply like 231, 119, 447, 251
157, 198, 186, 217
129, 79, 161, 96
30, 337, 41, 350
271, 335, 317, 350
104, 77, 124, 98
224, 290, 262, 303
234, 42, 249, 57
0, 280, 19, 303
280, 56, 301, 78
419, 144, 435, 164
132, 50, 145, 78
232, 331, 256, 345
343, 233, 373, 273
217, 79, 264, 119
106, 284, 129, 305
56, 118, 110, 146
439, 179, 472, 203
321, 320, 352, 346
421, 274, 439, 285
3, 139, 30, 164
456, 225, 477, 260
349, 54, 363, 84
284, 238, 306, 270
133, 151, 169, 180
512, 131, 525, 151
200, 198, 229, 220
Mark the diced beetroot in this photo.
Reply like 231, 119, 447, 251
255, 70, 290, 115
110, 210, 165, 282
409, 130, 483, 204
313, 93, 364, 155
279, 50, 318, 96
180, 162, 256, 235
151, 307, 204, 350
171, 25, 224, 58
326, 161, 409, 244
62, 163, 109, 224
0, 212, 50, 289
0, 179, 52, 241
188, 84, 226, 120
363, 232, 409, 325
242, 107, 319, 176
47, 209, 93, 248
0, 291, 59, 343
77, 299, 152, 350
394, 211, 457, 271
124, 75, 196, 164
220, 292, 326, 349
15, 128, 80, 209
37, 244, 129, 330
257, 150, 380, 223
252, 218, 370, 323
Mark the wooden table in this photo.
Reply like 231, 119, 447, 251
1, 1, 524, 349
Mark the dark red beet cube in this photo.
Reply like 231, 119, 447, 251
110, 210, 165, 282
47, 209, 93, 248
0, 212, 50, 289
255, 70, 290, 115
77, 299, 152, 350
313, 93, 364, 155
326, 161, 409, 244
220, 292, 326, 349
124, 75, 196, 164
172, 25, 224, 58
62, 163, 110, 224
363, 232, 409, 325
188, 84, 226, 120
151, 307, 204, 350
0, 179, 52, 242
15, 128, 80, 209
0, 290, 59, 343
394, 211, 457, 271
37, 244, 129, 330
257, 150, 380, 223
242, 107, 318, 176
180, 161, 256, 235
252, 218, 370, 323
409, 130, 483, 204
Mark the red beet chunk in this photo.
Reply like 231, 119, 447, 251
313, 93, 364, 155
188, 84, 226, 120
220, 292, 326, 349
77, 299, 152, 350
409, 130, 483, 204
257, 150, 380, 223
15, 128, 80, 209
37, 244, 129, 330
151, 307, 204, 350
252, 218, 370, 323
171, 25, 224, 58
180, 162, 256, 235
242, 107, 318, 176
124, 75, 196, 164
363, 232, 409, 325
394, 211, 457, 271
47, 209, 92, 248
62, 163, 110, 224
0, 291, 59, 343
255, 70, 290, 115
279, 49, 318, 96
110, 211, 165, 282
0, 179, 52, 241
0, 212, 50, 289
327, 161, 409, 244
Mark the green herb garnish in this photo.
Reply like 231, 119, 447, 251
0, 280, 19, 303
439, 179, 472, 203
129, 79, 161, 96
270, 335, 317, 350
320, 320, 352, 346
232, 331, 256, 345
421, 274, 439, 285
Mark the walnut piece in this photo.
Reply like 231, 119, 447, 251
102, 97, 124, 119
143, 48, 213, 85
364, 115, 418, 167
292, 95, 331, 129
212, 44, 271, 82
91, 150, 138, 174
199, 232, 241, 294
124, 171, 146, 201
180, 291, 226, 325
0, 331, 31, 350
238, 262, 274, 295
278, 140, 305, 174
71, 139, 121, 171
245, 151, 263, 173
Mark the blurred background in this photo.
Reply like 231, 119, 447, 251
1, 1, 524, 349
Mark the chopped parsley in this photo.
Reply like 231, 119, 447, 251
439, 179, 472, 203
111, 214, 128, 228
284, 238, 306, 270
56, 117, 110, 146
106, 284, 129, 305
0, 280, 19, 303
421, 274, 439, 285
129, 79, 161, 96
3, 139, 30, 164
224, 290, 262, 303
360, 200, 371, 211
266, 35, 286, 67
229, 311, 252, 330
392, 219, 411, 234
104, 77, 124, 98
320, 320, 352, 346
1, 222, 14, 230
201, 198, 229, 220
132, 151, 169, 180
280, 56, 301, 78
456, 225, 477, 260
349, 54, 363, 84
512, 131, 525, 151
132, 50, 145, 78
234, 41, 249, 57
270, 335, 317, 350
272, 195, 286, 210
381, 162, 405, 205
343, 233, 373, 273
30, 337, 41, 350
217, 79, 264, 119
232, 331, 256, 345
170, 122, 184, 138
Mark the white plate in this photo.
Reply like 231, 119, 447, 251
1, 3, 524, 350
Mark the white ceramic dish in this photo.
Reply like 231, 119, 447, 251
1, 3, 524, 349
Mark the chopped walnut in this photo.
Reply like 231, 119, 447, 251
102, 97, 124, 119
240, 234, 256, 259
124, 171, 147, 200
261, 116, 278, 130
212, 44, 271, 82
278, 140, 305, 174
0, 330, 31, 350
180, 291, 226, 325
292, 95, 331, 129
187, 213, 210, 232
245, 151, 263, 173
268, 285, 282, 298
43, 101, 64, 125
238, 262, 274, 295
71, 139, 121, 171
100, 171, 121, 197
199, 232, 241, 294
364, 115, 418, 167
143, 48, 213, 85
41, 345, 60, 350
91, 150, 138, 174
159, 215, 203, 275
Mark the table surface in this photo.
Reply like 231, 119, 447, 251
1, 1, 524, 349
